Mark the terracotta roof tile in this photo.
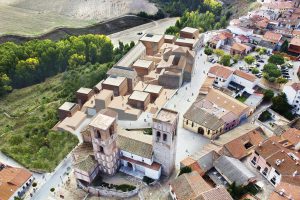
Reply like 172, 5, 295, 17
0, 166, 32, 200
234, 70, 257, 82
269, 181, 300, 200
263, 31, 282, 43
208, 64, 234, 79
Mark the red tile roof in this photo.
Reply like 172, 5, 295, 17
208, 64, 234, 79
263, 31, 282, 43
0, 166, 32, 200
234, 70, 257, 82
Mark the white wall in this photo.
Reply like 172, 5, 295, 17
145, 166, 161, 180
120, 150, 153, 165
227, 26, 253, 36
283, 85, 297, 105
267, 167, 281, 187
232, 74, 257, 94
10, 176, 33, 200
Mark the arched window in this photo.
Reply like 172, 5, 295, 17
163, 134, 167, 141
156, 131, 161, 142
157, 131, 161, 137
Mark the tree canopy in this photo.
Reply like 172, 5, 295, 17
271, 93, 294, 120
263, 63, 281, 82
268, 54, 285, 65
0, 34, 114, 97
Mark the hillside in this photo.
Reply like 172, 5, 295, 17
0, 0, 157, 36
222, 0, 261, 19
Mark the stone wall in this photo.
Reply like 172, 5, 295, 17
77, 180, 139, 198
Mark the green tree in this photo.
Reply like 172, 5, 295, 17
252, 68, 259, 74
0, 73, 12, 95
68, 54, 86, 69
276, 77, 288, 88
271, 93, 294, 120
214, 49, 225, 61
268, 54, 285, 65
220, 54, 231, 66
280, 40, 289, 53
263, 89, 274, 101
259, 48, 267, 55
263, 63, 281, 81
204, 47, 213, 55
233, 54, 240, 63
258, 110, 272, 122
244, 55, 255, 69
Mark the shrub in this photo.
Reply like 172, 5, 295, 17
204, 47, 213, 55
251, 68, 259, 74
263, 89, 274, 102
143, 128, 152, 135
258, 111, 272, 122
179, 166, 192, 176
116, 184, 136, 192
50, 188, 55, 192
143, 176, 155, 185
32, 182, 37, 187
220, 54, 231, 66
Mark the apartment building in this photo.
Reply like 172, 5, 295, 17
283, 82, 300, 114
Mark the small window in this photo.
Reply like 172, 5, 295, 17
100, 146, 104, 153
163, 134, 167, 141
96, 130, 101, 139
157, 131, 161, 137
192, 122, 194, 127
207, 130, 210, 135
186, 120, 188, 125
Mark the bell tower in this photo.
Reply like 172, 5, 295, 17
152, 108, 179, 177
89, 110, 119, 175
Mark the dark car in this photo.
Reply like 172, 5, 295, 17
256, 63, 260, 67
258, 60, 264, 63
137, 32, 143, 35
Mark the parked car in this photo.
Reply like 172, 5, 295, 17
256, 63, 260, 67
258, 60, 264, 63
137, 32, 143, 35
256, 74, 262, 78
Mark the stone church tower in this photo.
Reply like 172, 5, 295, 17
152, 108, 179, 177
89, 109, 119, 175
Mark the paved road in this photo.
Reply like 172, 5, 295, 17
109, 17, 178, 46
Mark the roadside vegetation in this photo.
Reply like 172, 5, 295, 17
0, 35, 134, 171
164, 0, 230, 35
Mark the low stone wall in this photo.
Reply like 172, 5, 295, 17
77, 180, 139, 198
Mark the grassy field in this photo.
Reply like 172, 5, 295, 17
0, 0, 157, 36
0, 74, 79, 172
0, 4, 94, 36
